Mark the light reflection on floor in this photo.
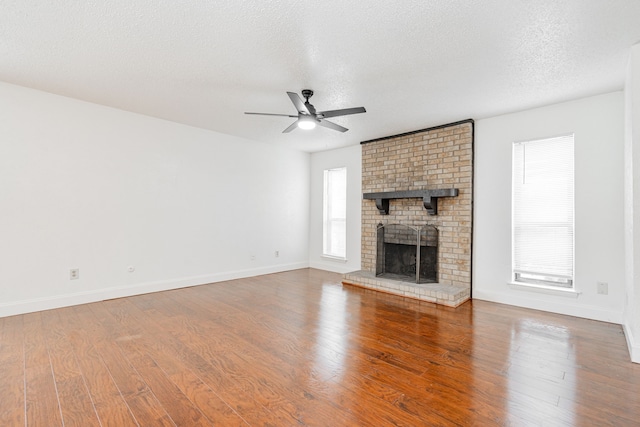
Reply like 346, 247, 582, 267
507, 318, 576, 425
313, 283, 351, 382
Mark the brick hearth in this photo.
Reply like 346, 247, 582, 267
343, 270, 469, 307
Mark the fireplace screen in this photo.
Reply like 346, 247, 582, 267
376, 224, 438, 283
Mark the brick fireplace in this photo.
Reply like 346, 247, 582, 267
343, 120, 473, 307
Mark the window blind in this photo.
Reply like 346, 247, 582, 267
323, 167, 347, 259
512, 135, 574, 288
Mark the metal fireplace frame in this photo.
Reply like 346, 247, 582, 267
375, 223, 438, 284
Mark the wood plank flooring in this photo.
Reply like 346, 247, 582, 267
1, 268, 639, 426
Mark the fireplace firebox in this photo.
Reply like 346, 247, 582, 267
375, 223, 438, 283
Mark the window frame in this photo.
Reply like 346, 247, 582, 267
511, 134, 575, 290
322, 167, 347, 260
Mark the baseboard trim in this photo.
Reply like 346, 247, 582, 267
308, 260, 359, 274
0, 262, 309, 318
623, 323, 640, 364
473, 289, 623, 324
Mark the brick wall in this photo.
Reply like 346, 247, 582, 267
361, 120, 473, 288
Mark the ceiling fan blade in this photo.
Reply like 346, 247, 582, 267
245, 112, 298, 117
287, 92, 310, 114
318, 119, 348, 133
282, 121, 299, 133
318, 107, 366, 119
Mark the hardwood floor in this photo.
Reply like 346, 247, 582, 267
1, 268, 639, 426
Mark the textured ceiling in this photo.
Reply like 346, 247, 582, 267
2, 0, 640, 152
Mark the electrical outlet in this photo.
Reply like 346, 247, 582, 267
250, 255, 256, 261
70, 268, 79, 280
275, 250, 279, 258
597, 281, 608, 295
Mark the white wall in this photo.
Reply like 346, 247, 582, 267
624, 43, 640, 362
308, 145, 362, 273
0, 82, 310, 317
474, 92, 626, 323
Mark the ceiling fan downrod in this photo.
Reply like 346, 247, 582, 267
301, 89, 314, 103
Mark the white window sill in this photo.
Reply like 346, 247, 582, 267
321, 255, 348, 263
508, 282, 581, 298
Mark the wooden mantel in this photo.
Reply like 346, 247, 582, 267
363, 189, 459, 215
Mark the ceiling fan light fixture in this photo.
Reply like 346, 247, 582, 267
297, 116, 316, 130
245, 90, 366, 134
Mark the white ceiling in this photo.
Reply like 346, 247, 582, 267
2, 1, 640, 152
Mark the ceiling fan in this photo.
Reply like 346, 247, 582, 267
245, 89, 366, 133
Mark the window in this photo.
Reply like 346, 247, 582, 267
323, 167, 347, 259
512, 134, 574, 288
